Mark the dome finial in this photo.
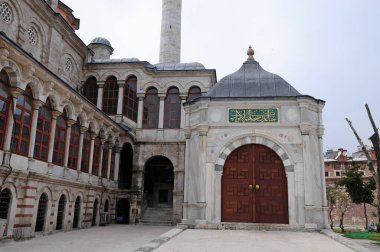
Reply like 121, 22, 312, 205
247, 45, 255, 61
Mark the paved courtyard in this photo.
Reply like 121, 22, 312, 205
0, 225, 172, 252
0, 225, 367, 252
155, 229, 355, 252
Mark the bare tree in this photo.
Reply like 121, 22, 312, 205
346, 104, 380, 232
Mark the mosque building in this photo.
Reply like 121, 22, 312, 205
0, 0, 327, 239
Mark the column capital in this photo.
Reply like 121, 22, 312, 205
158, 94, 166, 100
9, 87, 23, 98
117, 80, 125, 87
66, 119, 76, 127
32, 100, 44, 110
51, 110, 62, 119
98, 83, 105, 88
79, 126, 88, 134
137, 93, 145, 99
115, 146, 122, 153
90, 131, 97, 139
180, 94, 188, 101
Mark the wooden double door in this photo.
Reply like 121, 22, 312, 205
221, 144, 288, 224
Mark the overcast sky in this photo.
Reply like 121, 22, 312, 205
64, 0, 380, 153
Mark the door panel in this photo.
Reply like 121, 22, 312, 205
221, 144, 288, 224
254, 145, 288, 224
221, 145, 253, 222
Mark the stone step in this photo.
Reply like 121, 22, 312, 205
140, 208, 174, 226
139, 219, 173, 226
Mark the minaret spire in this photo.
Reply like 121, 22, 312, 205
159, 0, 182, 64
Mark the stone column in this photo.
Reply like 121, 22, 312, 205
87, 132, 96, 183
113, 146, 122, 182
180, 95, 187, 129
197, 126, 208, 204
116, 81, 124, 122
28, 100, 43, 160
1, 88, 21, 167
76, 126, 86, 172
106, 143, 113, 180
63, 119, 75, 172
98, 139, 105, 179
136, 95, 144, 128
97, 82, 105, 110
158, 94, 165, 128
47, 111, 61, 165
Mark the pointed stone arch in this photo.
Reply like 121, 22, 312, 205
215, 135, 294, 173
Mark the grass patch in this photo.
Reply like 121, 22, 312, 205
342, 232, 380, 243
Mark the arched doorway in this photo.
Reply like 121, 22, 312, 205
35, 193, 48, 232
116, 199, 130, 224
221, 144, 288, 224
119, 143, 133, 189
56, 195, 66, 230
92, 199, 98, 226
144, 156, 174, 208
73, 197, 81, 228
0, 189, 11, 237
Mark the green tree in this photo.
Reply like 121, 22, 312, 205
327, 186, 340, 229
335, 190, 349, 233
337, 163, 376, 230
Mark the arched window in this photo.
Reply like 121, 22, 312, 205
56, 195, 66, 230
0, 189, 11, 220
164, 87, 181, 129
102, 142, 109, 178
53, 111, 67, 166
92, 136, 101, 176
12, 86, 33, 156
109, 147, 115, 180
0, 69, 10, 150
92, 199, 98, 226
104, 200, 109, 212
142, 87, 159, 129
34, 100, 52, 161
123, 76, 138, 122
102, 76, 118, 115
83, 76, 98, 105
187, 86, 201, 101
73, 197, 81, 229
68, 121, 80, 170
35, 193, 48, 232
81, 129, 91, 173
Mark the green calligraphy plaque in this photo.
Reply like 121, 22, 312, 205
228, 108, 278, 123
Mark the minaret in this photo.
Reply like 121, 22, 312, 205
159, 0, 182, 64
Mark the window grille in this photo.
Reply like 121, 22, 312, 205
27, 27, 38, 46
102, 77, 118, 115
164, 87, 181, 129
0, 69, 10, 149
35, 193, 48, 232
142, 88, 159, 129
73, 197, 81, 228
92, 199, 98, 226
12, 87, 33, 156
0, 189, 11, 219
187, 86, 201, 101
123, 77, 138, 122
56, 195, 66, 230
0, 3, 12, 24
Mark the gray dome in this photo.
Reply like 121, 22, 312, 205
207, 60, 300, 98
89, 37, 112, 48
